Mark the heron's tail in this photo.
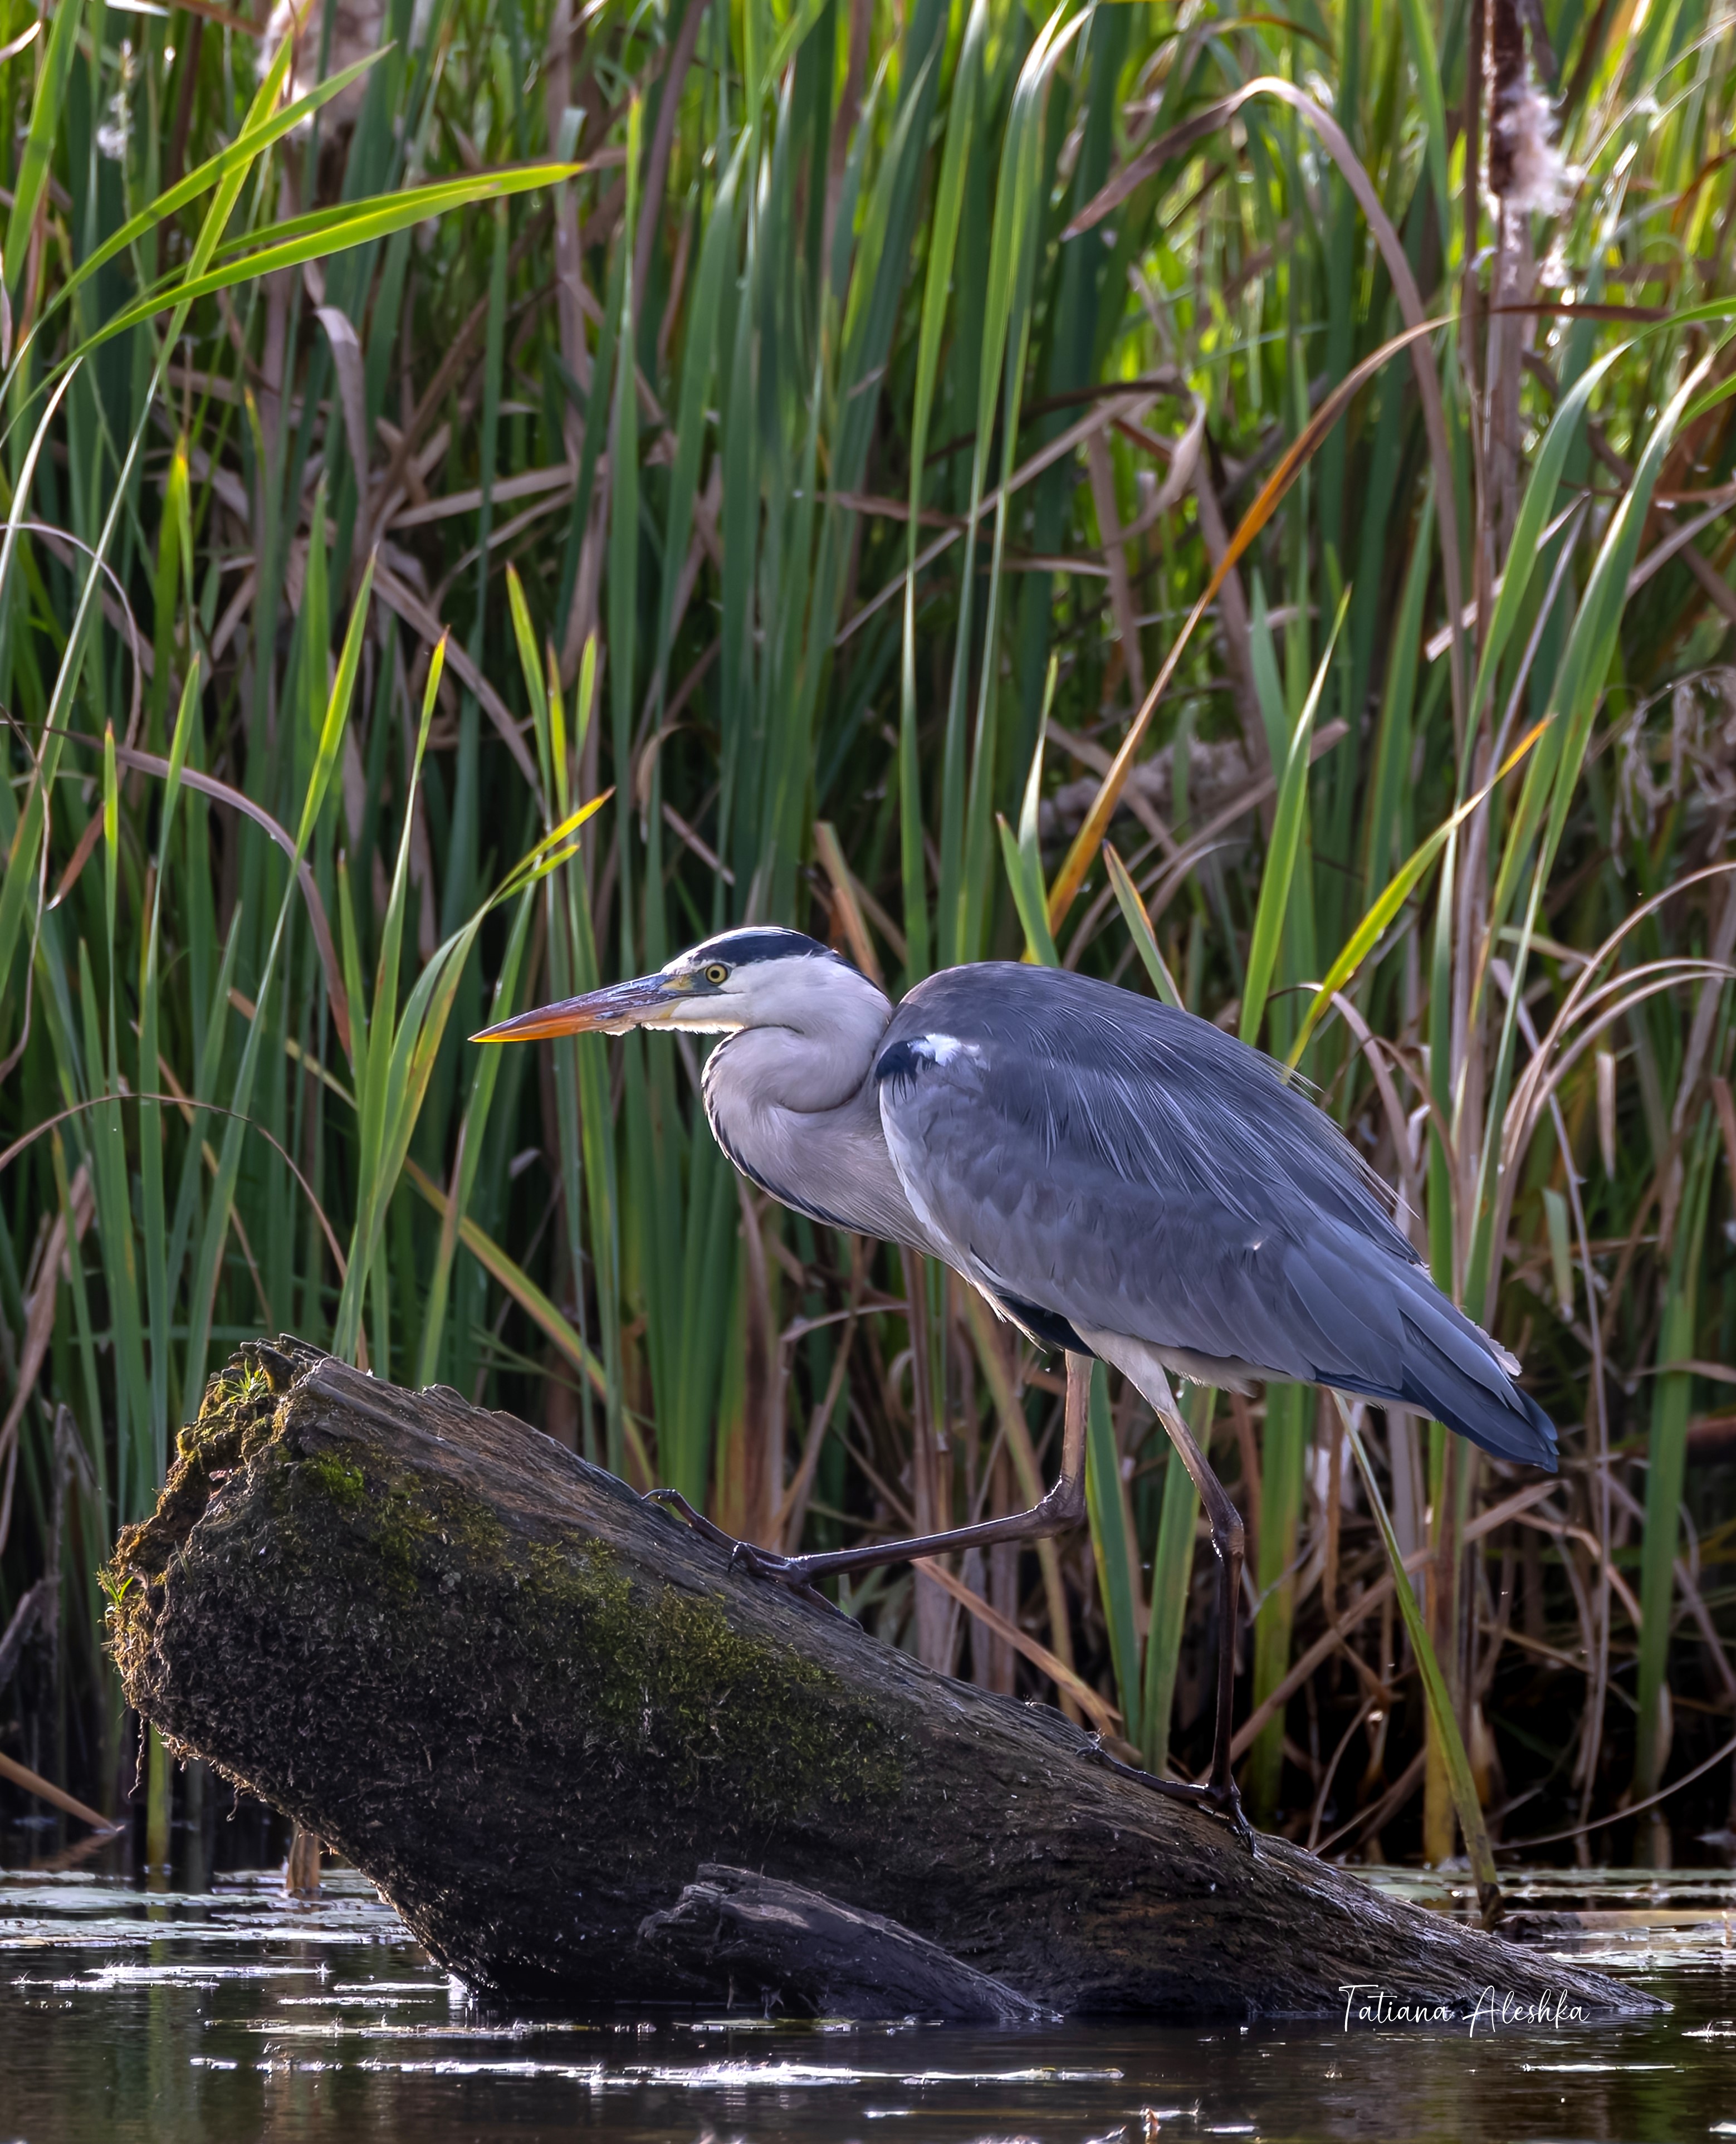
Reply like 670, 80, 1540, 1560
1337, 1272, 1558, 1471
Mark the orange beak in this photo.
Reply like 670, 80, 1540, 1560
471, 973, 677, 1043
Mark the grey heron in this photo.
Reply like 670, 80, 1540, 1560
476, 927, 1557, 1840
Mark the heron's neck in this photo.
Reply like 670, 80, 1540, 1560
700, 968, 926, 1244
712, 964, 892, 1111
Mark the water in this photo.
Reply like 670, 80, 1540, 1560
2, 1864, 1732, 2142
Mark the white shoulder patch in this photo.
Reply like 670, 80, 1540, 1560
913, 1032, 982, 1067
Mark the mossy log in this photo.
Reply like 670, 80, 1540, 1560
109, 1340, 1654, 2020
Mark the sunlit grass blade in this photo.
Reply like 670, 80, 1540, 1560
52, 166, 581, 377
1286, 715, 1552, 1068
408, 1158, 656, 1489
997, 668, 1058, 967
331, 790, 607, 1362
1106, 844, 1184, 1009
7, 41, 378, 371
1460, 348, 1626, 775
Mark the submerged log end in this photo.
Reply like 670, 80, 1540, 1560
106, 1339, 1661, 2022
639, 1865, 1055, 2023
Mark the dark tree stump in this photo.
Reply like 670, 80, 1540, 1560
107, 1339, 1656, 2020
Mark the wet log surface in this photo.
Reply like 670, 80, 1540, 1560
109, 1339, 1657, 2020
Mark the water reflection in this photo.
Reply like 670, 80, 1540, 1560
1, 1865, 1730, 2142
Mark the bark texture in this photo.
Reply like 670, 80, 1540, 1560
108, 1339, 1655, 2020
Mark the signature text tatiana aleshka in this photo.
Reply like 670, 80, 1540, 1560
1340, 1985, 1590, 2034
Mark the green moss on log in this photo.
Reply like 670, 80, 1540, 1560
105, 1352, 288, 1689
300, 1450, 366, 1509
106, 1344, 905, 1830
518, 1536, 906, 1808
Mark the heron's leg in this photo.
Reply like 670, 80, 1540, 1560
646, 1366, 1254, 1848
644, 1353, 1091, 1586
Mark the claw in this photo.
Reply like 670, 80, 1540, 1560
642, 1487, 739, 1556
1218, 1781, 1256, 1855
727, 1538, 796, 1582
1085, 1743, 1258, 1856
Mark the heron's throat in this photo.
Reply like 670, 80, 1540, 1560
707, 961, 892, 1111
699, 966, 927, 1246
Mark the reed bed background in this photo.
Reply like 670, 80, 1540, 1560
2, 0, 1734, 1883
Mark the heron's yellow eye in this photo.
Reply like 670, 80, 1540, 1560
704, 963, 729, 985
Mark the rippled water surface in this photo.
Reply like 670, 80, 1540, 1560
2, 1864, 1732, 2142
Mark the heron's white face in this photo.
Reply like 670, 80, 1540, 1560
652, 940, 851, 1033
472, 929, 876, 1044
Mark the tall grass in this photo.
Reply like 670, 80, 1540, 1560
2, 0, 1734, 1873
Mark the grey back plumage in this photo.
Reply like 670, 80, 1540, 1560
874, 965, 1556, 1471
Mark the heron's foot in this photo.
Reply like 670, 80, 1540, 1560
725, 1539, 853, 1618
641, 1488, 742, 1555
640, 1490, 841, 1614
1085, 1740, 1257, 1855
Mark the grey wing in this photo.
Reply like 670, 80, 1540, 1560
874, 965, 1555, 1469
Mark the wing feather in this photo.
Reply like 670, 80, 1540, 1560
876, 966, 1555, 1469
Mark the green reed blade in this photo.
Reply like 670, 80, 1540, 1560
898, 0, 985, 985
651, 135, 746, 702
1634, 1110, 1718, 1811
334, 793, 607, 1361
1142, 1383, 1215, 1777
3, 0, 85, 307
1393, 0, 1449, 233
1084, 1358, 1145, 1753
1342, 1398, 1501, 1918
1242, 591, 1347, 1048
185, 558, 375, 1414
1246, 1381, 1308, 1824
1286, 713, 1552, 1070
957, 6, 1084, 967
1460, 346, 1625, 778
2, 16, 287, 1039
138, 661, 202, 1464
418, 885, 536, 1389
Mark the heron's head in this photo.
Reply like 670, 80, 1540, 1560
472, 927, 886, 1046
